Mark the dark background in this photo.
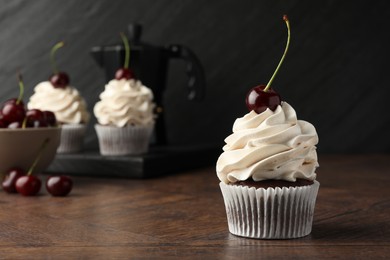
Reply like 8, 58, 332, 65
0, 0, 388, 154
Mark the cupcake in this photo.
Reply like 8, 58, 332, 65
93, 32, 155, 156
93, 78, 155, 156
217, 102, 319, 239
28, 41, 90, 154
216, 15, 319, 239
28, 81, 90, 153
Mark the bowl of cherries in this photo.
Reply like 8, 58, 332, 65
0, 75, 62, 195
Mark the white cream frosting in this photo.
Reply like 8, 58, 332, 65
93, 79, 155, 127
27, 81, 90, 124
216, 102, 319, 184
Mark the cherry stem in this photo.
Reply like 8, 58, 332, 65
16, 73, 24, 105
120, 32, 130, 69
264, 15, 291, 92
50, 41, 65, 74
27, 138, 50, 176
22, 117, 27, 129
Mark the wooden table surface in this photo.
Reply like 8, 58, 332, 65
0, 154, 389, 259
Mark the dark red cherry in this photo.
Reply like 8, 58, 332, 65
115, 33, 134, 80
25, 109, 47, 128
246, 85, 281, 113
1, 98, 25, 124
246, 16, 291, 114
15, 175, 41, 196
46, 175, 73, 196
115, 68, 134, 80
2, 167, 26, 193
49, 72, 69, 88
43, 111, 57, 126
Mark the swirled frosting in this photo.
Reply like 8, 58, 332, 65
27, 81, 90, 124
93, 79, 155, 127
216, 102, 319, 184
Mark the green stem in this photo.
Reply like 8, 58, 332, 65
17, 73, 24, 105
50, 41, 65, 74
21, 117, 27, 129
27, 138, 50, 176
120, 32, 130, 69
264, 15, 291, 92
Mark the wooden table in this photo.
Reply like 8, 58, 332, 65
0, 154, 389, 259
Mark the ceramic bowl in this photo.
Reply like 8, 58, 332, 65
0, 127, 61, 179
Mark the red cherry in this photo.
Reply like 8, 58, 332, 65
115, 68, 134, 80
2, 167, 26, 193
246, 85, 281, 113
15, 175, 41, 196
25, 109, 47, 128
1, 74, 27, 124
1, 98, 25, 124
43, 111, 57, 126
46, 175, 73, 196
115, 33, 135, 80
246, 15, 290, 114
49, 72, 69, 88
49, 42, 69, 88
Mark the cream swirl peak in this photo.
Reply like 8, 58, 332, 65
93, 79, 155, 127
27, 81, 90, 124
216, 102, 318, 184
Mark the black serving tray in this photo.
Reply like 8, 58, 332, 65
46, 144, 220, 178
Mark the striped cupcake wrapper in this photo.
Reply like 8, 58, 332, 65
219, 180, 319, 239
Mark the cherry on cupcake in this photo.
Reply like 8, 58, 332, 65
15, 138, 50, 196
46, 175, 73, 196
246, 15, 290, 114
2, 167, 26, 193
49, 41, 70, 88
115, 32, 135, 80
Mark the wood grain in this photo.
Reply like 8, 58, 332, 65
0, 154, 389, 259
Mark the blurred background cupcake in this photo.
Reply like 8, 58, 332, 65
28, 81, 90, 153
94, 77, 155, 156
94, 33, 155, 156
27, 42, 90, 154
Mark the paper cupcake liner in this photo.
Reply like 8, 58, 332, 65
57, 124, 87, 154
219, 180, 320, 239
95, 124, 154, 156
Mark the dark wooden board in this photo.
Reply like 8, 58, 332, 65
46, 144, 220, 178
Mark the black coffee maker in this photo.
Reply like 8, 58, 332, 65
90, 23, 206, 145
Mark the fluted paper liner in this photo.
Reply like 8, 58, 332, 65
219, 180, 319, 239
57, 124, 87, 154
95, 124, 154, 156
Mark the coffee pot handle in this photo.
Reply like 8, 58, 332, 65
167, 44, 205, 101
